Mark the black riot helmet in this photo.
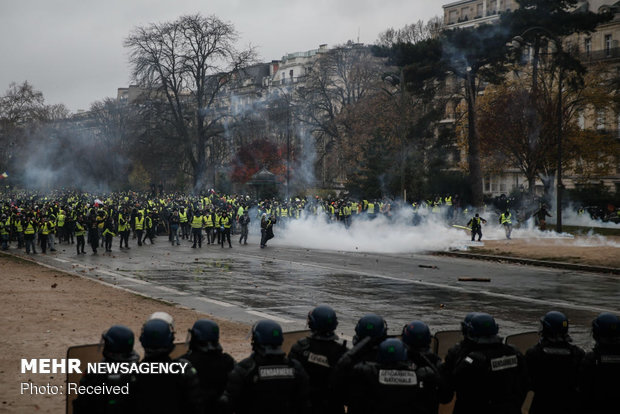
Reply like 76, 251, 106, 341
592, 312, 620, 345
466, 313, 501, 344
377, 338, 408, 364
401, 320, 432, 352
461, 312, 481, 336
308, 305, 338, 335
540, 311, 570, 342
101, 325, 138, 362
188, 319, 222, 352
140, 318, 175, 356
353, 314, 388, 345
251, 320, 284, 356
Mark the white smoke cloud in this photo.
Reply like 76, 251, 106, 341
266, 205, 619, 254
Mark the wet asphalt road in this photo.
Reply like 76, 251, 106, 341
7, 232, 620, 349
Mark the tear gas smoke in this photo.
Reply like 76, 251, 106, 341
259, 205, 619, 254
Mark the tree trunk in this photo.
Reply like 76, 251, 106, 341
466, 73, 483, 207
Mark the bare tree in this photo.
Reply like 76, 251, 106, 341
124, 14, 255, 190
295, 43, 385, 185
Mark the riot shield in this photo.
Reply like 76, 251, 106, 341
504, 331, 538, 414
504, 331, 538, 354
433, 330, 463, 360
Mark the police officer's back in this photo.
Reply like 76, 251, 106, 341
73, 325, 139, 414
578, 312, 620, 414
181, 319, 235, 413
402, 320, 454, 410
331, 314, 388, 411
288, 305, 348, 414
220, 319, 310, 414
446, 313, 528, 414
132, 319, 203, 414
525, 311, 584, 414
348, 338, 423, 414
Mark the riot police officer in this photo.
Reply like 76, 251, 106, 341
181, 319, 235, 413
288, 305, 348, 414
401, 320, 454, 410
132, 319, 203, 414
73, 325, 139, 414
331, 314, 388, 411
220, 319, 310, 413
525, 311, 584, 414
348, 338, 428, 413
444, 313, 528, 414
578, 312, 620, 413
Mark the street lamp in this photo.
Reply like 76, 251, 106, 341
512, 27, 564, 233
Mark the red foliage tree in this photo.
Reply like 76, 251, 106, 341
230, 138, 288, 184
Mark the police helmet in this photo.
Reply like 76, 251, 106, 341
592, 312, 620, 344
353, 314, 387, 345
401, 320, 432, 351
188, 319, 222, 352
140, 319, 175, 355
308, 305, 338, 334
101, 325, 137, 362
461, 312, 481, 336
148, 311, 175, 333
377, 338, 408, 363
540, 311, 570, 341
466, 313, 500, 344
252, 320, 284, 355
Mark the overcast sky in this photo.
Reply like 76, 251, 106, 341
0, 0, 442, 112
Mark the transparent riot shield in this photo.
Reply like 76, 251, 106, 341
433, 330, 463, 360
504, 331, 538, 354
504, 331, 538, 414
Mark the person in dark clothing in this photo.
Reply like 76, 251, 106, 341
443, 312, 528, 414
348, 338, 431, 414
578, 312, 620, 414
73, 325, 139, 414
132, 319, 203, 414
401, 320, 454, 411
467, 213, 487, 241
260, 213, 276, 248
181, 319, 235, 413
525, 311, 584, 414
331, 314, 388, 412
238, 210, 250, 245
102, 216, 115, 252
220, 320, 310, 414
288, 305, 348, 414
169, 209, 180, 246
535, 204, 552, 231
87, 211, 102, 254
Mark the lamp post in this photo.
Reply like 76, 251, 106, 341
512, 27, 564, 233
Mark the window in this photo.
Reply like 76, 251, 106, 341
597, 109, 606, 130
484, 176, 491, 192
585, 38, 592, 55
605, 34, 612, 56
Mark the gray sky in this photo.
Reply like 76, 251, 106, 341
0, 0, 441, 112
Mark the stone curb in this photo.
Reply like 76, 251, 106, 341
433, 251, 620, 275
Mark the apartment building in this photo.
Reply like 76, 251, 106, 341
442, 0, 620, 196
443, 0, 517, 28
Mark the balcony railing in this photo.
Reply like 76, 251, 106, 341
580, 47, 620, 62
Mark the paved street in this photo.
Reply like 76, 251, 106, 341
8, 232, 620, 348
